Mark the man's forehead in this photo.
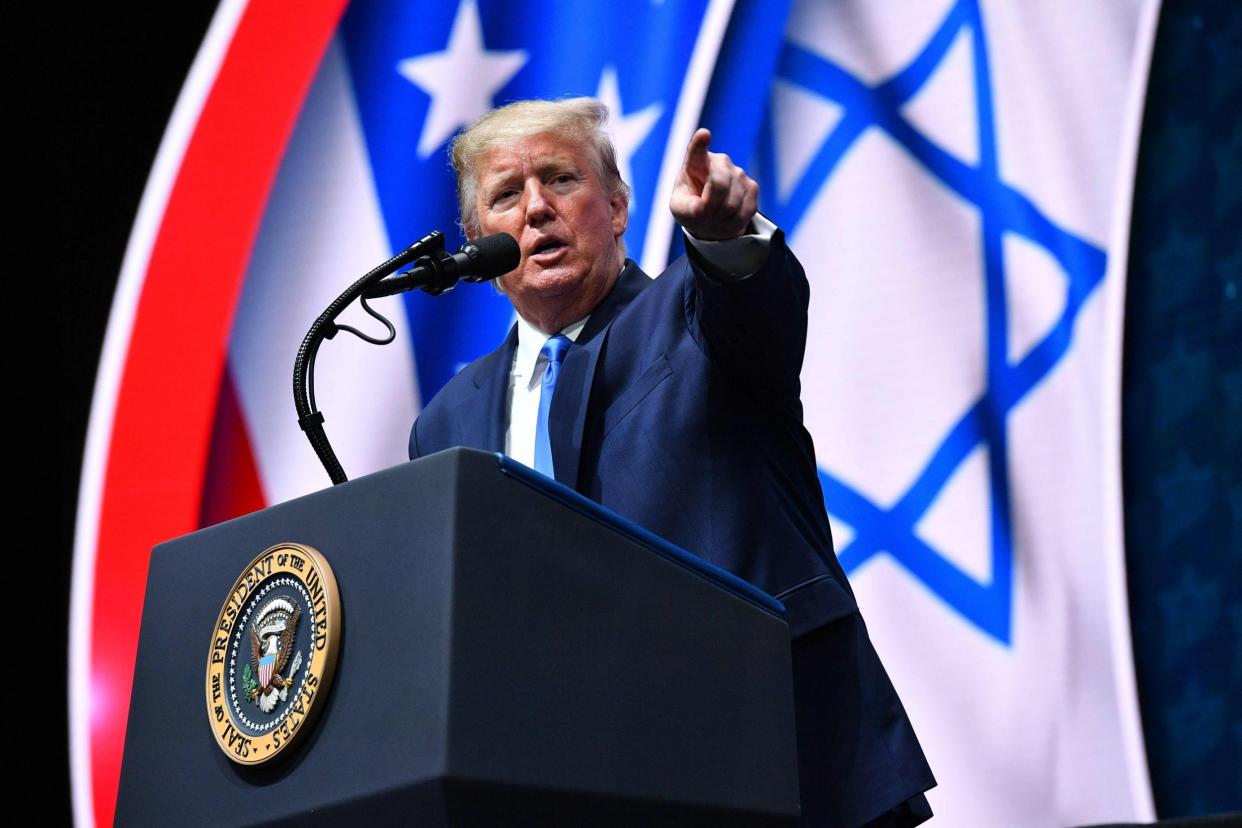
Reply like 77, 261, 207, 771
477, 133, 588, 178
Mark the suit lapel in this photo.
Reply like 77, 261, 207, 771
457, 323, 517, 453
549, 262, 652, 488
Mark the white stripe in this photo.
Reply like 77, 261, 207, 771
638, 0, 737, 275
1100, 0, 1163, 818
68, 2, 249, 824
229, 39, 418, 504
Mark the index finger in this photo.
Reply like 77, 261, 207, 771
683, 128, 713, 176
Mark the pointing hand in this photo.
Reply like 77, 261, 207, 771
669, 128, 760, 241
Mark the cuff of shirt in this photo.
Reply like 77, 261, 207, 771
682, 212, 777, 282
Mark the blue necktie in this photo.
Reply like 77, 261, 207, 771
534, 335, 572, 477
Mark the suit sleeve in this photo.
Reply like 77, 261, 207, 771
408, 417, 423, 461
683, 226, 810, 405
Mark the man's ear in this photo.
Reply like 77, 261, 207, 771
611, 192, 629, 238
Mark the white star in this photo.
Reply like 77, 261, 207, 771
595, 66, 663, 193
397, 0, 528, 158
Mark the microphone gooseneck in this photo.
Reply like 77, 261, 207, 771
295, 230, 516, 485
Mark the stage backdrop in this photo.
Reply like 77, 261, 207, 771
71, 1, 1161, 825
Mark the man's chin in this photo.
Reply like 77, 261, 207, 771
511, 266, 586, 299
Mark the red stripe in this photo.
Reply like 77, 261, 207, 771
89, 2, 347, 824
200, 363, 268, 528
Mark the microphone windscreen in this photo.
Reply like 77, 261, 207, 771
462, 233, 520, 279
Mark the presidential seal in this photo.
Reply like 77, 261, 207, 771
205, 543, 341, 765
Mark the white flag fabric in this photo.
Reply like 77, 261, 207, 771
758, 0, 1160, 824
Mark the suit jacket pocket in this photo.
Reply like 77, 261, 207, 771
601, 353, 672, 437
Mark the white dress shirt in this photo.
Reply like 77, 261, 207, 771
504, 215, 777, 467
506, 314, 588, 467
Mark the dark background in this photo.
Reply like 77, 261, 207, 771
41, 4, 219, 821
1121, 1, 1241, 817
41, 0, 1240, 822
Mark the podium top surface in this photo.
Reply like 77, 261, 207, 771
493, 453, 785, 619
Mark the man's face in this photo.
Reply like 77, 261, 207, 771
472, 131, 628, 332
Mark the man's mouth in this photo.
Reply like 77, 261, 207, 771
529, 238, 568, 262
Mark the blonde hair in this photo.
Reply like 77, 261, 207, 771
449, 97, 632, 236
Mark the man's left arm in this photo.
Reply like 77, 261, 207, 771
670, 129, 809, 395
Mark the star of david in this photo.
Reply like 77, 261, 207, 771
761, 0, 1108, 644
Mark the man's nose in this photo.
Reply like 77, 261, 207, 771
524, 181, 554, 225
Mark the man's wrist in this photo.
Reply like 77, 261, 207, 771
683, 212, 777, 282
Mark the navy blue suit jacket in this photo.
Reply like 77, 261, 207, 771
409, 232, 934, 827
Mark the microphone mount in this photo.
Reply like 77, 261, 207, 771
293, 231, 455, 486
366, 231, 520, 298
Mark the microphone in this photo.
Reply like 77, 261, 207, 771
364, 233, 519, 298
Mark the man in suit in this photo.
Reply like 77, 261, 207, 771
410, 98, 935, 827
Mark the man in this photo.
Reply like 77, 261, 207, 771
410, 98, 935, 827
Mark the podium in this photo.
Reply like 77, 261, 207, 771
115, 448, 799, 825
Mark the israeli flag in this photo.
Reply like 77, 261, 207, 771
707, 0, 1160, 825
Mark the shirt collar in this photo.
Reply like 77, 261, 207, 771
512, 313, 589, 387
